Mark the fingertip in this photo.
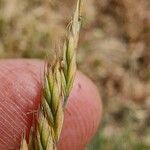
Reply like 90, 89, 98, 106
0, 60, 102, 150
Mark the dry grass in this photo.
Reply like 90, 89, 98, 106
0, 0, 150, 149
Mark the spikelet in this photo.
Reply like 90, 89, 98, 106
61, 0, 81, 104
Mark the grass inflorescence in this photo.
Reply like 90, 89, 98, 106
20, 0, 81, 149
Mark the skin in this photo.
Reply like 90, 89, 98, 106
0, 59, 102, 150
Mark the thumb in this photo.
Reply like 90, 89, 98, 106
0, 59, 102, 150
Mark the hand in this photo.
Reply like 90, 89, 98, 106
0, 59, 102, 150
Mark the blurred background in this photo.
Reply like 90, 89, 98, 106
0, 0, 149, 149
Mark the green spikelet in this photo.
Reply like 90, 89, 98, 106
62, 0, 81, 103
